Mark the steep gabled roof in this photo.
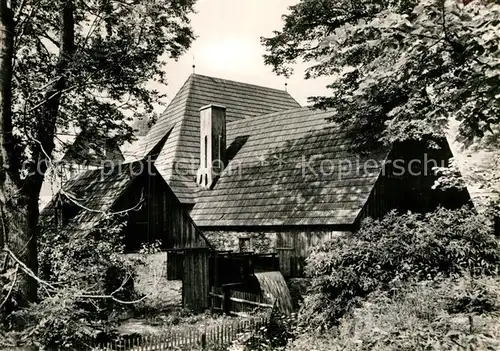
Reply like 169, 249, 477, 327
40, 161, 145, 236
127, 74, 301, 203
39, 130, 125, 209
41, 130, 173, 235
190, 107, 391, 227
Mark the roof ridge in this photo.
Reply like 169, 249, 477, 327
166, 75, 197, 183
190, 73, 299, 98
160, 74, 195, 117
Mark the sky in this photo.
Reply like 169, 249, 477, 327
158, 0, 331, 109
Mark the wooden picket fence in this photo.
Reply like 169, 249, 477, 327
86, 288, 275, 350
91, 314, 270, 350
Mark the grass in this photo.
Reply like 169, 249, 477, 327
118, 307, 250, 336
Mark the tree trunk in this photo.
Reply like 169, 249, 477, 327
19, 0, 75, 303
0, 0, 15, 190
0, 0, 75, 304
0, 0, 16, 242
0, 0, 34, 302
0, 1, 14, 171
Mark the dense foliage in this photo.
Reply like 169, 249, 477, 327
243, 311, 297, 351
1, 214, 138, 349
434, 152, 500, 214
290, 276, 500, 350
263, 0, 500, 149
12, 0, 195, 151
0, 0, 197, 306
40, 215, 129, 290
299, 207, 500, 329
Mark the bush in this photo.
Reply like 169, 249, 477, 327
6, 292, 96, 350
0, 214, 139, 350
242, 310, 297, 351
290, 277, 500, 350
39, 214, 137, 314
287, 279, 310, 311
300, 207, 500, 329
346, 277, 499, 350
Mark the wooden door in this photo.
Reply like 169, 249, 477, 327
276, 248, 293, 277
276, 232, 295, 277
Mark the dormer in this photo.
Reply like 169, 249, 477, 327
196, 104, 226, 188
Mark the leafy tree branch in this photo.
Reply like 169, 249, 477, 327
0, 0, 196, 306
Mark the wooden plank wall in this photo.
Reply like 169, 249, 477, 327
116, 167, 212, 310
160, 177, 211, 310
359, 140, 471, 223
275, 248, 293, 277
276, 229, 344, 277
166, 252, 183, 280
119, 167, 209, 252
182, 249, 210, 311
359, 172, 392, 222
159, 175, 208, 250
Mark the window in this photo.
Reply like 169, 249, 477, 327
239, 237, 251, 252
56, 200, 81, 227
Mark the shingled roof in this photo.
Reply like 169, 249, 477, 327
41, 130, 173, 234
190, 107, 391, 227
41, 161, 145, 236
127, 74, 301, 203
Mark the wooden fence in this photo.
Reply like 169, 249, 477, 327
209, 287, 274, 317
91, 315, 269, 350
